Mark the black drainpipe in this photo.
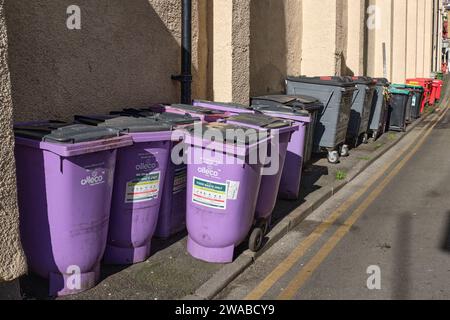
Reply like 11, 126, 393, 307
172, 0, 193, 104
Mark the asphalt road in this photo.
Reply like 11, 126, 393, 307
217, 108, 450, 300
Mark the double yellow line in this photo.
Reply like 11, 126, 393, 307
245, 107, 448, 300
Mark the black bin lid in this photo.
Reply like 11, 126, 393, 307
14, 121, 120, 144
75, 115, 172, 133
227, 113, 294, 129
185, 122, 268, 145
109, 108, 157, 118
286, 76, 356, 87
170, 104, 226, 115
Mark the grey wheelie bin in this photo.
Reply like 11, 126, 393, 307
250, 95, 323, 164
369, 78, 390, 140
388, 88, 411, 132
286, 76, 357, 163
346, 76, 376, 146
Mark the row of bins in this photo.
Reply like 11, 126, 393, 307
14, 74, 440, 296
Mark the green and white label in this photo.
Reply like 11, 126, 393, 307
192, 177, 228, 210
125, 172, 161, 203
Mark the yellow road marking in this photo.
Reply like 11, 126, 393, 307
277, 107, 448, 300
244, 108, 447, 300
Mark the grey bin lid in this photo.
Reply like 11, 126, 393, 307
185, 122, 268, 146
253, 105, 310, 117
251, 95, 323, 111
195, 100, 253, 110
374, 78, 390, 86
349, 76, 376, 85
171, 104, 226, 115
153, 112, 201, 126
98, 116, 173, 133
287, 76, 356, 87
14, 121, 121, 144
227, 113, 293, 129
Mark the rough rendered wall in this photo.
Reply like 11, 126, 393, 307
5, 0, 207, 122
249, 0, 302, 96
0, 0, 27, 282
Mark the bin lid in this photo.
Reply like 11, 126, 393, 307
99, 116, 172, 133
194, 100, 253, 111
170, 104, 226, 115
75, 115, 172, 133
185, 122, 268, 146
350, 76, 376, 85
374, 78, 390, 86
286, 76, 356, 87
153, 112, 201, 126
252, 105, 310, 117
251, 95, 323, 111
389, 88, 411, 95
391, 83, 424, 91
14, 121, 121, 144
109, 108, 157, 118
226, 113, 294, 129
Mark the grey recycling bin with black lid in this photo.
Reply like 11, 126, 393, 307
369, 78, 390, 140
285, 76, 357, 163
346, 76, 376, 146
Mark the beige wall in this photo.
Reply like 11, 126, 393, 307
346, 0, 366, 75
391, 0, 407, 83
0, 0, 27, 282
5, 0, 208, 122
301, 0, 340, 75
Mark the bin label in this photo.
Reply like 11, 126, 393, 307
173, 166, 187, 195
125, 171, 161, 203
411, 96, 417, 107
192, 177, 228, 210
226, 180, 240, 200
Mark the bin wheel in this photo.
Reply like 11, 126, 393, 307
372, 131, 378, 140
257, 219, 271, 236
249, 228, 264, 252
340, 145, 350, 157
362, 133, 369, 144
327, 150, 340, 164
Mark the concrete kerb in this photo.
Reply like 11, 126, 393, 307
186, 108, 438, 301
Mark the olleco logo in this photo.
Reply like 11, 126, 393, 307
197, 167, 219, 177
136, 162, 157, 171
81, 171, 104, 186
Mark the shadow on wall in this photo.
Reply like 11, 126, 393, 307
249, 0, 287, 96
5, 0, 190, 122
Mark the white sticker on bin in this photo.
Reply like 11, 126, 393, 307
226, 180, 240, 200
192, 177, 227, 210
125, 172, 160, 203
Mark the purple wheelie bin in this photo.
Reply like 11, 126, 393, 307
226, 114, 299, 237
251, 106, 311, 200
107, 109, 203, 239
152, 113, 202, 239
165, 104, 227, 123
193, 100, 255, 116
184, 122, 269, 263
74, 116, 173, 265
14, 121, 132, 296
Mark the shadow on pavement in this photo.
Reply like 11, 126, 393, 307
441, 211, 450, 253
